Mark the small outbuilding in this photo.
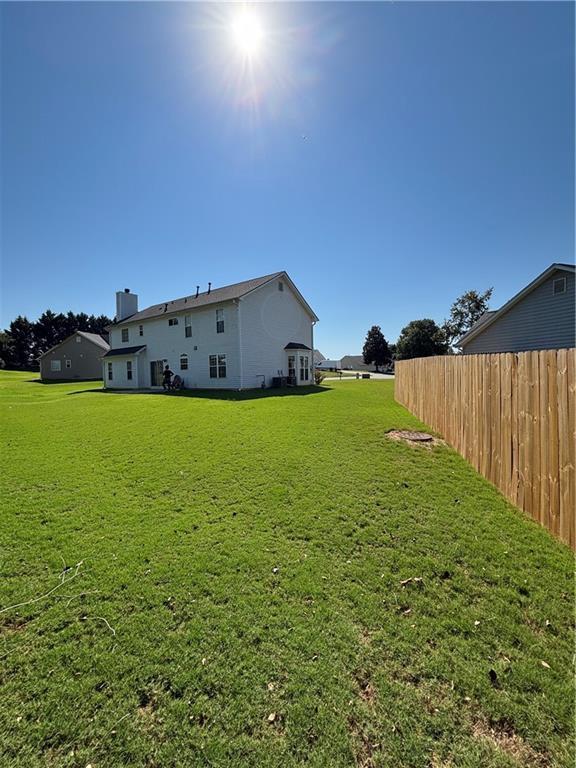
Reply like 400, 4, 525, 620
39, 332, 110, 381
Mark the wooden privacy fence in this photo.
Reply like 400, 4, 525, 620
395, 350, 575, 549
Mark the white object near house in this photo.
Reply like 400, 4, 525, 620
102, 272, 318, 390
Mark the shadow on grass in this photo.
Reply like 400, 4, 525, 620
67, 385, 332, 401
29, 378, 102, 385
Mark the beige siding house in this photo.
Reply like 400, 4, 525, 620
39, 332, 109, 380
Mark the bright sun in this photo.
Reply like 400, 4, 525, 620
231, 10, 264, 58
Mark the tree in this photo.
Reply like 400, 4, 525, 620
1, 310, 113, 370
443, 288, 493, 347
0, 331, 13, 368
6, 316, 35, 369
395, 319, 448, 360
362, 326, 391, 371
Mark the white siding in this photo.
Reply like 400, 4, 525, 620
239, 277, 315, 388
106, 301, 241, 389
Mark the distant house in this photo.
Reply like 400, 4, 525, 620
458, 264, 575, 354
313, 349, 326, 366
103, 272, 318, 390
39, 332, 110, 380
341, 355, 371, 371
316, 359, 341, 371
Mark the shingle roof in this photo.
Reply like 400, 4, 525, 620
37, 331, 109, 358
77, 331, 110, 351
103, 345, 146, 357
113, 272, 287, 325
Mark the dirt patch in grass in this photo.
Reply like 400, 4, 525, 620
348, 715, 377, 768
386, 429, 444, 448
472, 718, 550, 767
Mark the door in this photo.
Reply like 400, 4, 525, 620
150, 360, 164, 387
299, 354, 309, 383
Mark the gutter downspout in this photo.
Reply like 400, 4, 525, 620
237, 298, 243, 390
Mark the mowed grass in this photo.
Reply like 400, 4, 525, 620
0, 371, 573, 768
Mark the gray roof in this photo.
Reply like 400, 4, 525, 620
38, 331, 109, 358
110, 271, 318, 326
458, 263, 575, 347
103, 345, 146, 358
77, 331, 110, 351
461, 310, 496, 337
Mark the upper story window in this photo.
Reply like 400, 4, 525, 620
139, 325, 144, 336
121, 328, 129, 343
168, 317, 179, 327
553, 277, 566, 295
185, 315, 192, 338
76, 336, 82, 343
278, 281, 284, 292
180, 353, 189, 370
216, 309, 224, 334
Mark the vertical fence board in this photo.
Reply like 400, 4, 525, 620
395, 350, 574, 549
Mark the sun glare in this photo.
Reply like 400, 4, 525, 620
231, 10, 264, 58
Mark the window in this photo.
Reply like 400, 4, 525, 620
185, 315, 192, 338
50, 360, 61, 372
127, 361, 133, 380
180, 354, 188, 370
168, 317, 179, 326
553, 277, 566, 295
209, 354, 227, 378
278, 281, 284, 292
76, 336, 81, 343
216, 308, 224, 334
107, 362, 113, 380
139, 325, 144, 337
121, 328, 129, 343
65, 359, 72, 369
299, 355, 309, 382
288, 355, 296, 379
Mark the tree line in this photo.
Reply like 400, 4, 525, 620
0, 310, 113, 370
362, 287, 492, 368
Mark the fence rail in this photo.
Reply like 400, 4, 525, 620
395, 350, 575, 549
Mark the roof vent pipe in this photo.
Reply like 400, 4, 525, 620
208, 282, 211, 294
124, 288, 130, 293
195, 286, 199, 299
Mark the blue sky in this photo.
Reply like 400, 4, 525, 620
1, 1, 573, 357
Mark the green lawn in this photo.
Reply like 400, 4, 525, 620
1, 371, 573, 768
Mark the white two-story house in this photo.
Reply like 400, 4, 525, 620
102, 272, 318, 390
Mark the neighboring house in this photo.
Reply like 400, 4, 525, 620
313, 349, 326, 366
103, 272, 318, 390
341, 355, 371, 371
39, 332, 110, 380
316, 359, 341, 371
458, 263, 575, 354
